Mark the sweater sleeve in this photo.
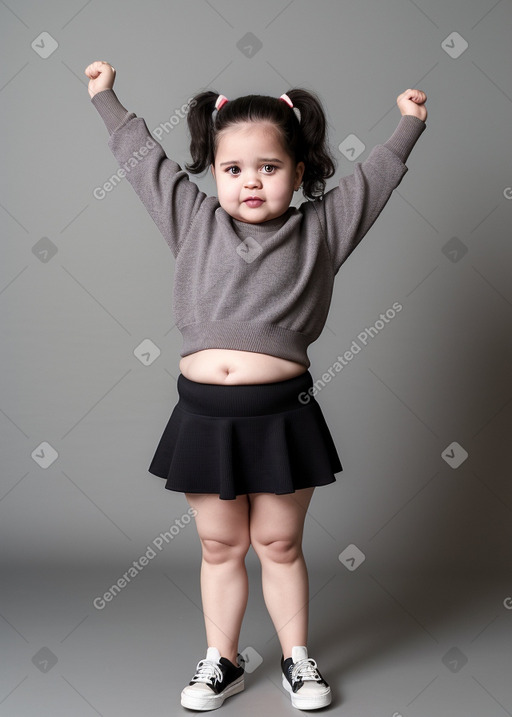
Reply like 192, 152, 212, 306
313, 114, 426, 275
90, 89, 206, 258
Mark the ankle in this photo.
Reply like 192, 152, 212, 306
282, 644, 307, 662
211, 647, 239, 665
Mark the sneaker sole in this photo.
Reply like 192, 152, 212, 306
181, 674, 244, 710
281, 674, 332, 709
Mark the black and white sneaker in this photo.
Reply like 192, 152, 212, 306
181, 646, 245, 711
281, 645, 332, 710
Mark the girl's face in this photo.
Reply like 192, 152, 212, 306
211, 122, 305, 224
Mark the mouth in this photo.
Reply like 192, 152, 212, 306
244, 197, 264, 207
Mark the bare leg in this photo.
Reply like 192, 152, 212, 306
185, 493, 251, 665
248, 487, 315, 660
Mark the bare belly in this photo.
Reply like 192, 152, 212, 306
179, 349, 307, 385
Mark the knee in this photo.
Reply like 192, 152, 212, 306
252, 538, 302, 564
201, 537, 250, 565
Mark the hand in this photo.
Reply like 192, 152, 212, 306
85, 60, 116, 99
396, 88, 427, 122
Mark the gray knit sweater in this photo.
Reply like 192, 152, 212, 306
91, 89, 426, 368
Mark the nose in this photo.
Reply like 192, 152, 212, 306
244, 171, 262, 188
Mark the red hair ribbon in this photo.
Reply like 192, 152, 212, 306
279, 93, 293, 108
215, 94, 228, 111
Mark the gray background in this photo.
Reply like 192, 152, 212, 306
1, 0, 511, 715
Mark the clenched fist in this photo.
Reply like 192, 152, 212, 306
85, 61, 116, 99
396, 89, 427, 122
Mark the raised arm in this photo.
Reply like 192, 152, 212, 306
313, 89, 427, 275
85, 61, 206, 258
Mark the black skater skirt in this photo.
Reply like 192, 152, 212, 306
148, 370, 343, 500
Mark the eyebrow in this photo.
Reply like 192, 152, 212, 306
219, 158, 285, 167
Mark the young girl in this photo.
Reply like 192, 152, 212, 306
85, 60, 427, 711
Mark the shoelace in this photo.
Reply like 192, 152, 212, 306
290, 657, 323, 683
192, 658, 224, 685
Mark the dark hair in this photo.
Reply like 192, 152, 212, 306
184, 88, 337, 200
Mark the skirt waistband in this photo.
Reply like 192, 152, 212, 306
176, 371, 314, 417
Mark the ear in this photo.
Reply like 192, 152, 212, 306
210, 164, 216, 180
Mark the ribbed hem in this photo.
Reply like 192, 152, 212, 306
179, 320, 311, 368
383, 115, 426, 164
91, 88, 133, 135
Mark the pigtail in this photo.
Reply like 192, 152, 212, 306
183, 85, 336, 200
184, 90, 219, 174
286, 88, 337, 199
